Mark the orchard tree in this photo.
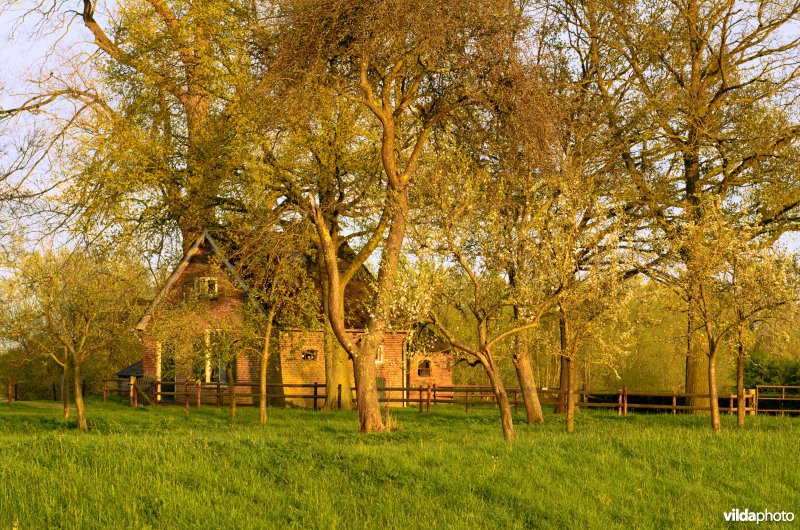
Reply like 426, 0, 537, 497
0, 245, 146, 430
265, 0, 532, 432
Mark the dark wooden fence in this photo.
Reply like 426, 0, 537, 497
99, 378, 766, 416
754, 385, 800, 415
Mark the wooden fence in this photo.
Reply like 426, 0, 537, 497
754, 385, 800, 415
100, 378, 767, 416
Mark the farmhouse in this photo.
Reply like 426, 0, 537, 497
131, 231, 453, 407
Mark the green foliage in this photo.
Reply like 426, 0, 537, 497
744, 350, 800, 387
0, 402, 799, 528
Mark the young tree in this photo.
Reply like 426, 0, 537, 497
0, 245, 145, 430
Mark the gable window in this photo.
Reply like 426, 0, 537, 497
195, 276, 218, 299
418, 359, 431, 378
302, 349, 319, 361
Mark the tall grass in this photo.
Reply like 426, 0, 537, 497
0, 400, 797, 529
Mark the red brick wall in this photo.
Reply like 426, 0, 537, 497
278, 330, 409, 407
408, 351, 454, 390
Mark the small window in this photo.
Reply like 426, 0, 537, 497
195, 276, 219, 299
375, 345, 384, 365
302, 349, 319, 361
418, 360, 431, 378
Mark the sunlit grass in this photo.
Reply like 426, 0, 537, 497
0, 399, 797, 529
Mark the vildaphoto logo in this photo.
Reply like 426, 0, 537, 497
724, 509, 795, 524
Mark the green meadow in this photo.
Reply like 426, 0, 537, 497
0, 400, 798, 529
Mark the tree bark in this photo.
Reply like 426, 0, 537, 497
513, 341, 544, 424
71, 359, 87, 432
482, 354, 516, 440
260, 308, 276, 426
707, 350, 720, 432
353, 332, 385, 433
62, 361, 70, 421
736, 324, 746, 427
566, 356, 576, 433
555, 314, 569, 413
323, 318, 353, 411
685, 297, 710, 413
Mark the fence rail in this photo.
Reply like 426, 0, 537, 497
98, 378, 767, 416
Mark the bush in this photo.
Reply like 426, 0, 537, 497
743, 349, 800, 387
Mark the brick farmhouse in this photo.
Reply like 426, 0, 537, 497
130, 231, 453, 407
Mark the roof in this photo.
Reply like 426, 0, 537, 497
407, 323, 452, 353
116, 360, 144, 378
135, 230, 263, 331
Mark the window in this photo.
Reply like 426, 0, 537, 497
194, 276, 219, 299
302, 349, 319, 361
418, 360, 431, 378
375, 345, 384, 365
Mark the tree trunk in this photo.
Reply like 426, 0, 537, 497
555, 314, 569, 413
566, 356, 576, 433
708, 350, 720, 432
323, 319, 353, 411
513, 343, 544, 424
227, 364, 236, 418
483, 354, 516, 441
353, 334, 386, 433
71, 359, 87, 432
737, 326, 746, 427
62, 362, 70, 421
685, 299, 710, 413
260, 309, 276, 426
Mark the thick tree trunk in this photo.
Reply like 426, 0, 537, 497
227, 364, 236, 418
323, 319, 353, 411
71, 360, 87, 432
737, 328, 746, 427
353, 333, 386, 433
260, 309, 276, 426
483, 355, 515, 441
708, 351, 720, 432
686, 299, 710, 413
513, 342, 544, 424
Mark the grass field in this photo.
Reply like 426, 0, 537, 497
0, 400, 798, 529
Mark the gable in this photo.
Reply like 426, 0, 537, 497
135, 231, 262, 331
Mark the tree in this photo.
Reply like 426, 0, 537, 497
554, 0, 800, 414
0, 245, 145, 430
264, 0, 530, 432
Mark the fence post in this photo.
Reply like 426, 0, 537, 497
623, 386, 628, 416
418, 386, 423, 414
729, 395, 734, 414
433, 383, 437, 406
313, 382, 319, 411
748, 389, 756, 416
129, 376, 135, 407
426, 384, 431, 414
197, 383, 202, 409
465, 390, 470, 415
617, 389, 622, 415
754, 387, 759, 415
103, 380, 107, 402
782, 386, 786, 417
672, 392, 676, 415
337, 384, 342, 410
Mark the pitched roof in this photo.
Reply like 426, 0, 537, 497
116, 360, 144, 378
135, 230, 263, 331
